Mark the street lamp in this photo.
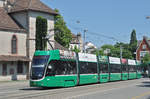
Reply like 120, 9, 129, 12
146, 16, 150, 19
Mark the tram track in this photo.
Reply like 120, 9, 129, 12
0, 79, 143, 99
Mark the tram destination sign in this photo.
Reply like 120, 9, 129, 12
99, 56, 108, 63
79, 53, 97, 62
121, 59, 127, 64
59, 50, 76, 59
109, 57, 120, 64
128, 59, 136, 65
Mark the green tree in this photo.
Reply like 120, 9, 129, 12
100, 44, 114, 56
114, 42, 133, 59
122, 49, 133, 59
99, 43, 133, 59
72, 45, 80, 53
99, 49, 105, 56
54, 9, 72, 48
36, 16, 47, 50
129, 29, 137, 59
142, 53, 150, 74
142, 53, 150, 64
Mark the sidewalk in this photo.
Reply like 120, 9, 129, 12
0, 80, 29, 84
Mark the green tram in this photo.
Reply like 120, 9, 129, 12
30, 50, 142, 87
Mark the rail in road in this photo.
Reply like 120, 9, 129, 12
0, 78, 150, 99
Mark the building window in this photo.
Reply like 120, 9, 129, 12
2, 64, 7, 76
140, 51, 149, 58
11, 35, 17, 54
9, 68, 14, 75
142, 44, 146, 50
17, 61, 23, 74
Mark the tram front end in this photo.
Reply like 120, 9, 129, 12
30, 50, 52, 87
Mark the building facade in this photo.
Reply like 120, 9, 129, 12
0, 0, 57, 81
136, 36, 150, 61
85, 42, 97, 54
69, 33, 83, 52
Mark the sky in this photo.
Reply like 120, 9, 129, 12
42, 0, 150, 47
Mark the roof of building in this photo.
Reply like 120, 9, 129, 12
0, 7, 24, 31
54, 41, 68, 51
0, 55, 30, 62
72, 33, 77, 38
143, 36, 150, 48
137, 36, 150, 52
8, 0, 58, 15
70, 33, 81, 44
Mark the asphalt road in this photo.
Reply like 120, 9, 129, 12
0, 78, 150, 99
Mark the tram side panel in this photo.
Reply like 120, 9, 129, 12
128, 65, 137, 80
79, 62, 98, 85
99, 63, 109, 83
46, 60, 77, 87
109, 57, 121, 81
109, 64, 121, 81
121, 64, 128, 80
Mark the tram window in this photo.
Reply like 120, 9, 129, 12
110, 64, 121, 73
46, 63, 55, 76
129, 65, 136, 72
122, 65, 128, 73
100, 64, 108, 73
46, 60, 76, 76
79, 62, 97, 74
137, 66, 141, 72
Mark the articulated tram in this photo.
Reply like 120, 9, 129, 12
30, 50, 142, 87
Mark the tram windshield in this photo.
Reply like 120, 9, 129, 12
31, 55, 50, 80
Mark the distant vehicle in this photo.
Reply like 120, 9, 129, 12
30, 50, 142, 87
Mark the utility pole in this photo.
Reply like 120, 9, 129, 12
76, 20, 87, 53
76, 21, 81, 51
83, 29, 88, 53
120, 45, 123, 59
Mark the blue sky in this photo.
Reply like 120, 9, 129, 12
42, 0, 150, 47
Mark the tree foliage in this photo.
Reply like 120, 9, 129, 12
99, 43, 133, 59
36, 16, 47, 50
54, 9, 72, 48
72, 45, 81, 53
129, 29, 137, 59
98, 30, 137, 59
130, 29, 137, 45
142, 53, 150, 64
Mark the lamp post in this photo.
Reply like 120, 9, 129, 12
146, 16, 150, 19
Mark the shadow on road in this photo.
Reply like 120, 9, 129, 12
142, 81, 150, 84
137, 81, 150, 87
147, 96, 150, 99
20, 87, 63, 91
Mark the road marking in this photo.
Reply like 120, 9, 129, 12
131, 91, 150, 99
